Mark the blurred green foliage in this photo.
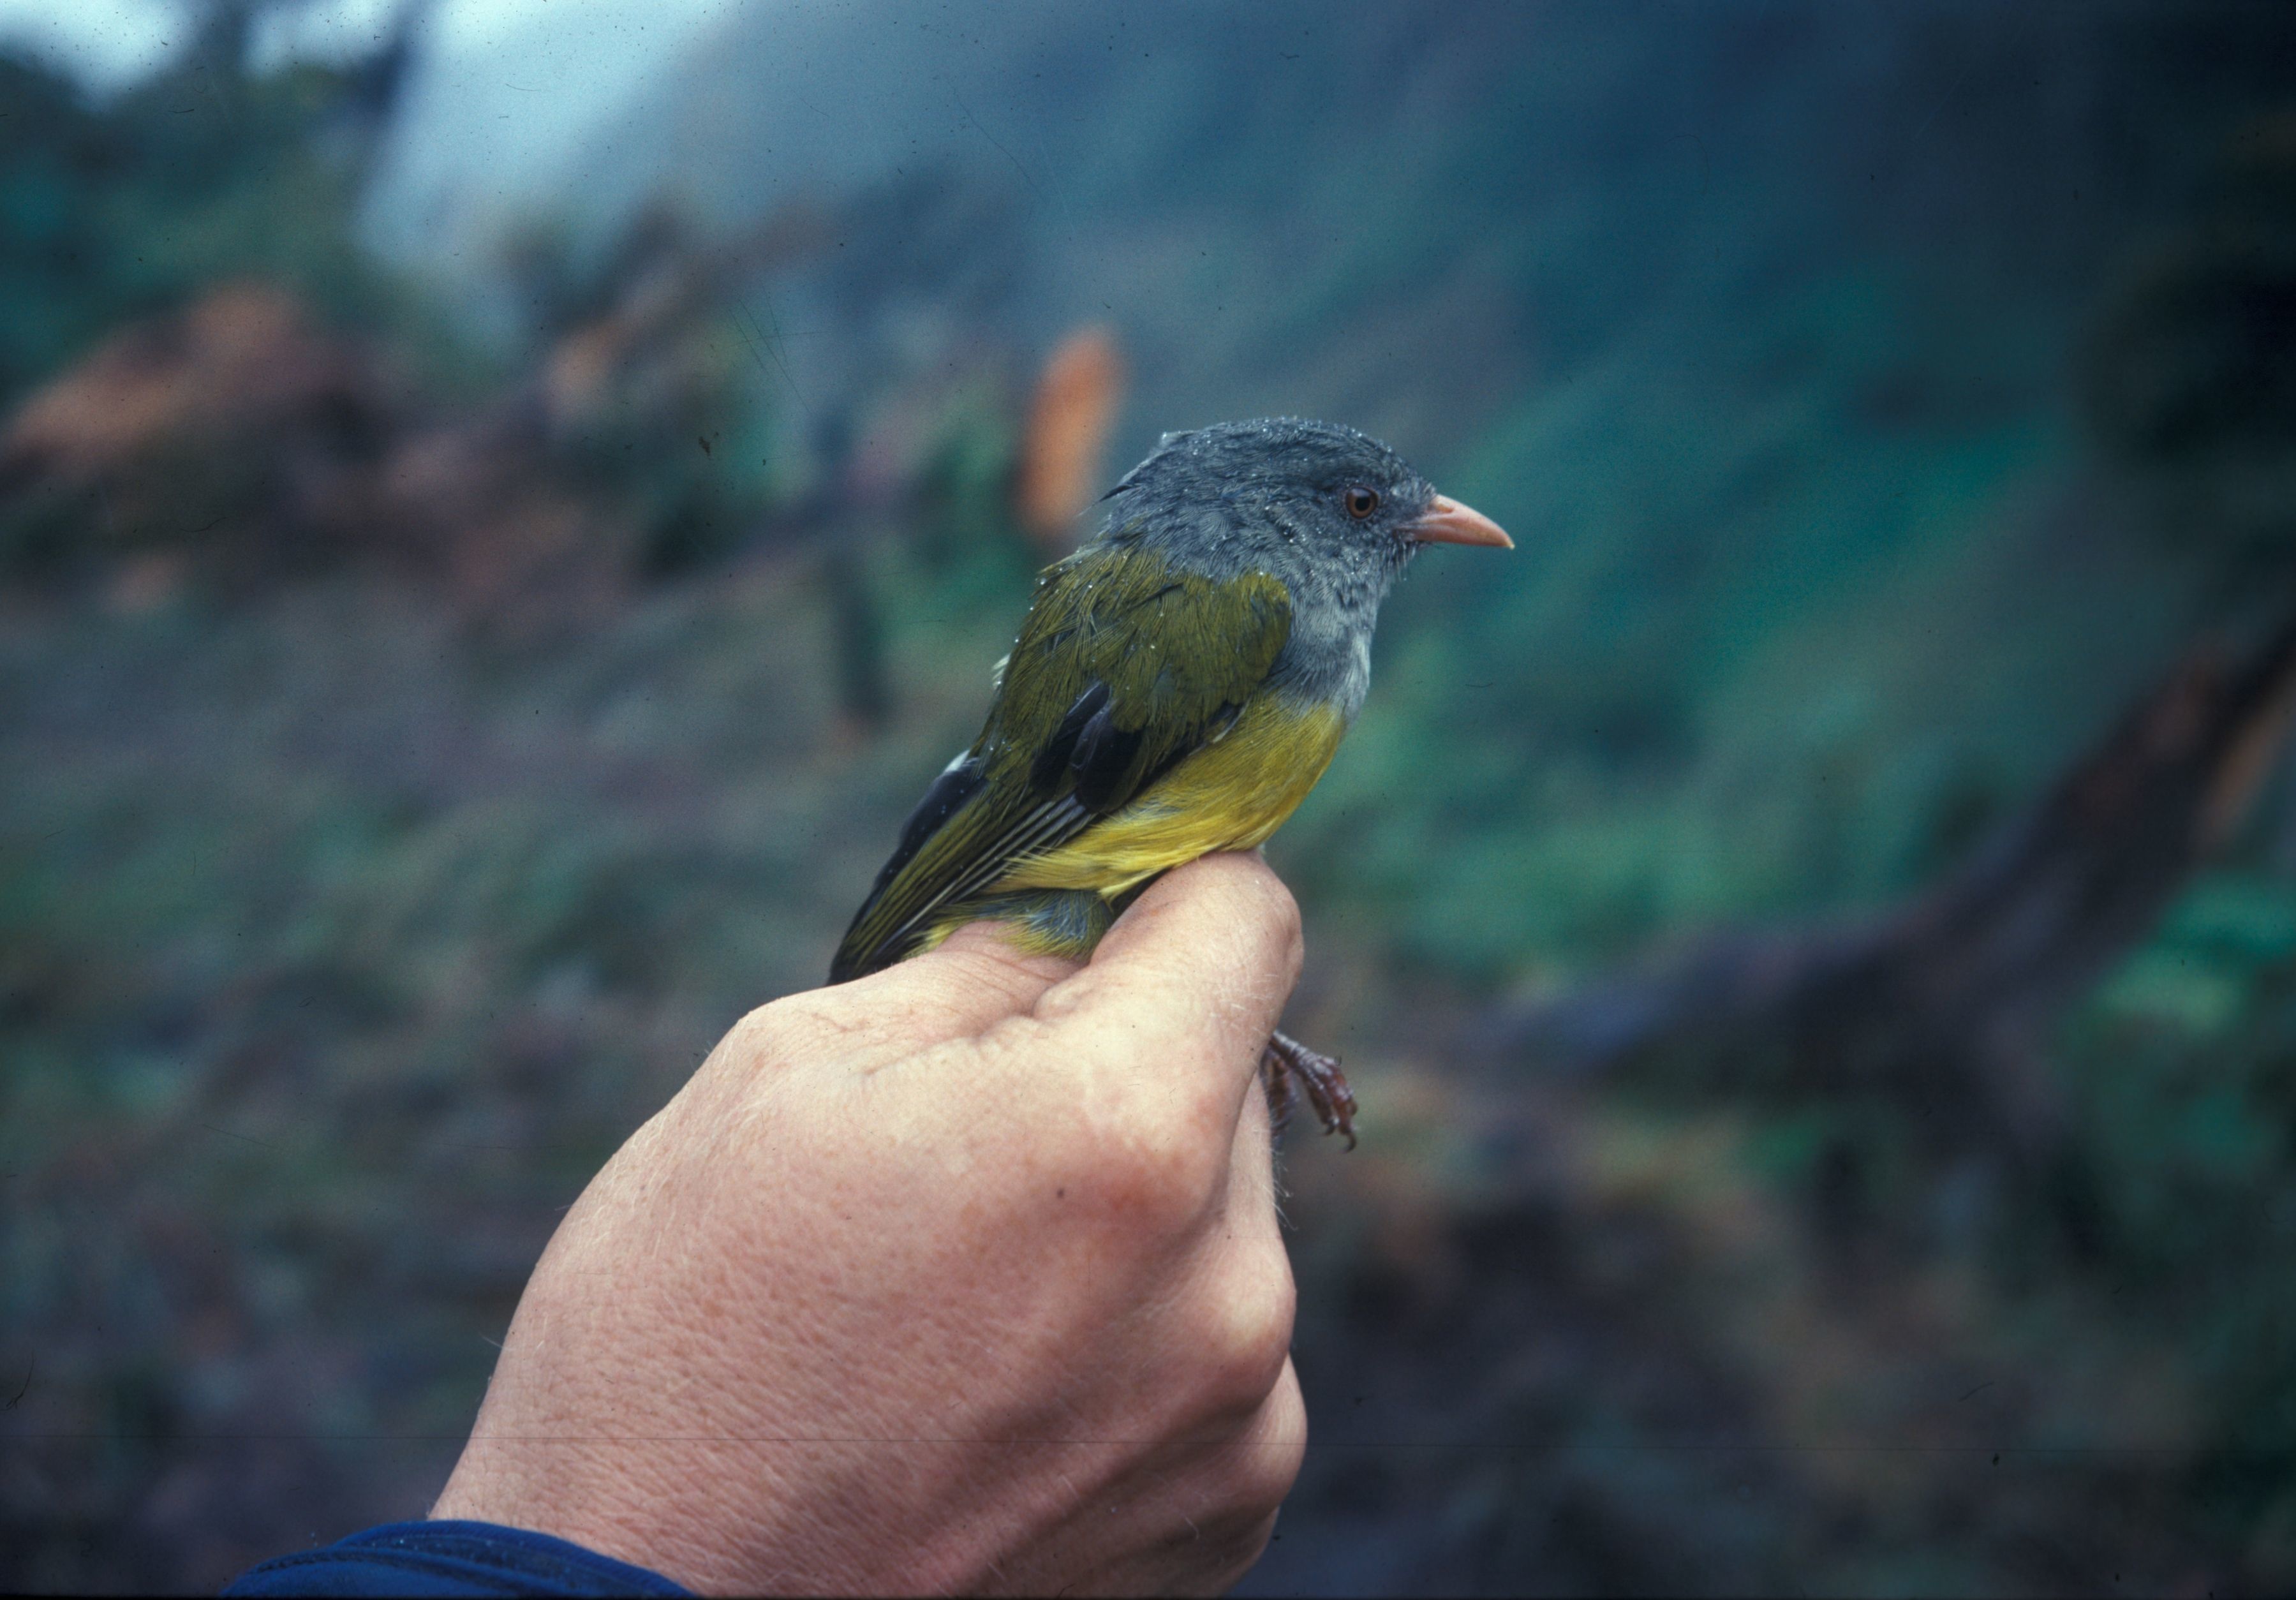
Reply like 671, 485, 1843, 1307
6, 3, 2296, 1595
0, 8, 444, 412
2068, 870, 2296, 1568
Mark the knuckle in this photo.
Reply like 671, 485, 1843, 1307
722, 1001, 801, 1070
1186, 1252, 1297, 1417
1233, 1430, 1305, 1523
1083, 1119, 1224, 1232
1231, 1377, 1308, 1513
1123, 1078, 1233, 1169
739, 989, 889, 1074
728, 997, 781, 1046
1046, 1072, 1231, 1233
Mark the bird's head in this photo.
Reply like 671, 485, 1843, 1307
1095, 417, 1510, 614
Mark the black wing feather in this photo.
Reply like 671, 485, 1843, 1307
863, 754, 986, 907
1032, 681, 1111, 792
1067, 697, 1146, 813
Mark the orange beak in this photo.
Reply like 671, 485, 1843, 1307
1407, 493, 1513, 549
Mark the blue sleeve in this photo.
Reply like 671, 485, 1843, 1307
222, 1520, 694, 1597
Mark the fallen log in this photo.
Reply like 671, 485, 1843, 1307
1470, 606, 2296, 1155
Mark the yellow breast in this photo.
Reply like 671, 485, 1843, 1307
993, 693, 1348, 900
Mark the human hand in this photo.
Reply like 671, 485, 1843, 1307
430, 852, 1308, 1596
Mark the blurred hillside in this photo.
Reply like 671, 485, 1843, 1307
6, 1, 2296, 1594
554, 0, 2290, 977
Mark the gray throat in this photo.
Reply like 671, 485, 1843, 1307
1266, 557, 1393, 719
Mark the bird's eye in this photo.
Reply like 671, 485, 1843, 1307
1344, 485, 1381, 519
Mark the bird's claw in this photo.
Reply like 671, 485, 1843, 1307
1260, 1029, 1358, 1150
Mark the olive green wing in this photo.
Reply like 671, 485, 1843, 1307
829, 549, 1291, 980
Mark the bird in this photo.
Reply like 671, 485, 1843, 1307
829, 417, 1511, 1144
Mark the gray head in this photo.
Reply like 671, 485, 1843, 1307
1093, 418, 1509, 624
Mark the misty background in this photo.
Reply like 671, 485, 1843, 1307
4, 1, 2296, 1593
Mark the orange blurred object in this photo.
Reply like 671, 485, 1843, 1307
1015, 325, 1125, 551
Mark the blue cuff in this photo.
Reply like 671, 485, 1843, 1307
222, 1520, 693, 1597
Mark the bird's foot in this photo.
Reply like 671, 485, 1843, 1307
1260, 1030, 1358, 1151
